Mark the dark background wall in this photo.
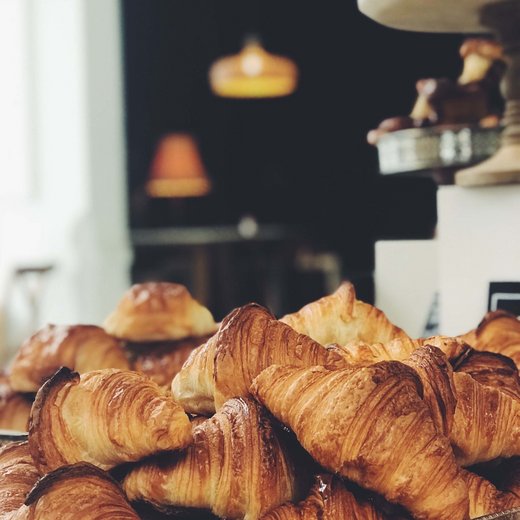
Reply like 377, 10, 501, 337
121, 0, 463, 316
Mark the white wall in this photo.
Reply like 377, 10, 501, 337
438, 185, 520, 335
0, 0, 131, 361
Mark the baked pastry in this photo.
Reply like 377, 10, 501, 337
103, 282, 217, 341
462, 469, 520, 519
0, 441, 39, 518
171, 303, 346, 415
334, 335, 466, 367
452, 349, 520, 401
28, 367, 192, 473
404, 345, 520, 465
129, 335, 211, 388
123, 397, 299, 520
461, 310, 520, 370
8, 324, 130, 393
0, 374, 32, 431
251, 363, 469, 520
280, 282, 409, 346
260, 474, 386, 520
13, 462, 139, 519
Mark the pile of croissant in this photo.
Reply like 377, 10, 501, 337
1, 281, 520, 519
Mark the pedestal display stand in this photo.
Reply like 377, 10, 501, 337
359, 0, 520, 187
363, 0, 520, 349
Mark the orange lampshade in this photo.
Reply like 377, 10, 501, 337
209, 37, 298, 99
146, 134, 211, 198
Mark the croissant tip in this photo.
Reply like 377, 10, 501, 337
24, 462, 125, 506
28, 366, 80, 471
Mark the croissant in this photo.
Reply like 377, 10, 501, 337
280, 282, 409, 346
0, 374, 32, 431
28, 367, 192, 473
404, 346, 520, 465
8, 324, 130, 393
129, 335, 210, 388
461, 310, 520, 369
0, 442, 39, 518
104, 282, 217, 341
12, 462, 139, 519
453, 349, 520, 401
335, 336, 469, 367
251, 363, 469, 520
171, 304, 346, 415
123, 397, 299, 520
461, 469, 520, 519
260, 474, 387, 520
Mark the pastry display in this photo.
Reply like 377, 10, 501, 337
123, 397, 299, 519
1, 281, 520, 519
260, 474, 387, 520
171, 303, 346, 415
128, 334, 211, 388
8, 324, 130, 393
0, 374, 32, 432
104, 282, 218, 388
251, 363, 469, 519
461, 310, 520, 370
0, 442, 39, 517
14, 463, 140, 519
462, 469, 520, 519
367, 38, 505, 145
104, 282, 217, 342
280, 281, 409, 345
28, 367, 192, 473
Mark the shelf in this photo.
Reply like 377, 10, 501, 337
357, 0, 492, 33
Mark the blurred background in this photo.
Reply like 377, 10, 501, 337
0, 0, 465, 359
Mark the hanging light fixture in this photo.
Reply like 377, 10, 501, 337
209, 36, 298, 99
146, 133, 211, 198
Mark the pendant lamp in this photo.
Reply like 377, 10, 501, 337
146, 133, 211, 198
209, 36, 298, 99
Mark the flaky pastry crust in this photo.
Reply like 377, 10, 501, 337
124, 397, 298, 520
8, 324, 129, 393
28, 367, 192, 473
171, 304, 347, 415
103, 282, 217, 341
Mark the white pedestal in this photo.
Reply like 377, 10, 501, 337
438, 185, 520, 335
375, 240, 438, 338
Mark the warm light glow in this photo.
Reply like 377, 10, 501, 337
209, 39, 298, 99
146, 134, 211, 198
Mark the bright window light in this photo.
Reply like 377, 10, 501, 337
0, 0, 31, 204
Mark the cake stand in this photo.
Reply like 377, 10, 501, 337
376, 125, 501, 184
359, 0, 520, 187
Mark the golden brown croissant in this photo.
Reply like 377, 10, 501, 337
8, 324, 130, 393
129, 335, 210, 388
12, 462, 139, 519
0, 441, 39, 518
280, 282, 409, 346
104, 282, 217, 341
404, 346, 520, 465
0, 374, 32, 432
171, 303, 347, 415
461, 469, 520, 519
453, 349, 520, 401
28, 367, 192, 473
462, 310, 520, 369
260, 474, 387, 520
251, 363, 469, 520
335, 336, 468, 367
123, 397, 299, 520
